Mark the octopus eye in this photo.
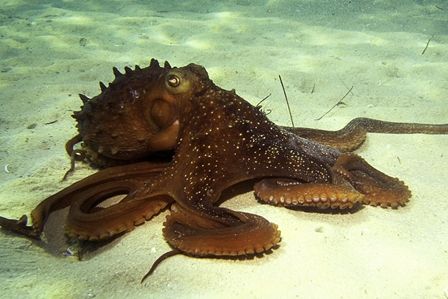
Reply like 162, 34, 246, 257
165, 71, 191, 94
167, 74, 181, 87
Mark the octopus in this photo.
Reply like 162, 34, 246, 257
1, 59, 447, 280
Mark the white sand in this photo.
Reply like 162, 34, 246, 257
0, 1, 447, 298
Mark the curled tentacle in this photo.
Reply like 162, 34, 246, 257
65, 185, 171, 241
333, 154, 411, 208
0, 162, 171, 240
163, 204, 281, 257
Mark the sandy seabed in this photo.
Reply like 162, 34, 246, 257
0, 1, 447, 298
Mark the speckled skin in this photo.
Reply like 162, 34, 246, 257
137, 64, 412, 256
1, 59, 447, 274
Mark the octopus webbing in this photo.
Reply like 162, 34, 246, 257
1, 59, 447, 279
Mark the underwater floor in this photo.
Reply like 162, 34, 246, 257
0, 1, 447, 298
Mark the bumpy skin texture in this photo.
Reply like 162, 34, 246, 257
72, 59, 180, 167
1, 59, 447, 271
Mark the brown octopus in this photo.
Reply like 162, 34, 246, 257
1, 59, 447, 280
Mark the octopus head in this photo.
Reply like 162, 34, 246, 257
73, 59, 210, 164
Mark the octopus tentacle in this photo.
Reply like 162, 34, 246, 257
282, 124, 367, 152
0, 215, 40, 239
65, 183, 171, 240
0, 162, 170, 240
254, 154, 411, 210
61, 134, 84, 180
333, 154, 411, 208
254, 178, 364, 209
283, 118, 448, 152
64, 134, 83, 158
142, 249, 181, 282
163, 204, 281, 257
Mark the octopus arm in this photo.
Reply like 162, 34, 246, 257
162, 203, 281, 257
0, 162, 172, 241
254, 153, 411, 210
283, 117, 448, 152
